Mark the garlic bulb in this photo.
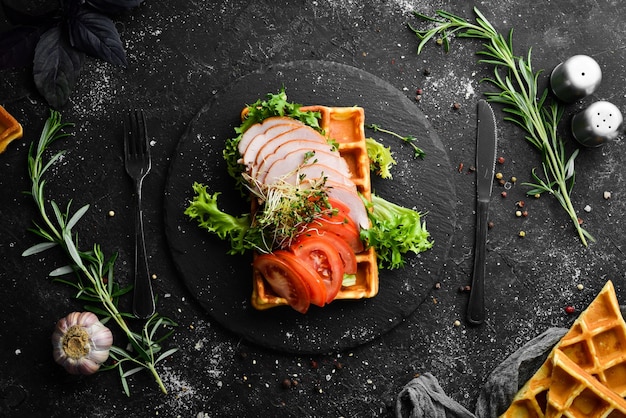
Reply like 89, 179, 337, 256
52, 312, 113, 375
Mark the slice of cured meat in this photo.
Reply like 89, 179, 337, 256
241, 124, 303, 168
242, 124, 327, 169
259, 149, 351, 185
255, 141, 338, 178
282, 165, 354, 188
237, 117, 303, 156
254, 136, 334, 169
325, 181, 370, 229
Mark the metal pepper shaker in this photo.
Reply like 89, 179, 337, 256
550, 55, 602, 102
571, 101, 623, 147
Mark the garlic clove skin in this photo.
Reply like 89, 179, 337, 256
52, 312, 113, 375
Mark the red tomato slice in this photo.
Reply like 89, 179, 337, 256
253, 252, 311, 313
307, 211, 363, 253
327, 198, 352, 215
275, 251, 327, 308
297, 229, 357, 275
290, 235, 345, 303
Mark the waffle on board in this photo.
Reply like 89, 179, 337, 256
250, 106, 379, 310
502, 280, 626, 417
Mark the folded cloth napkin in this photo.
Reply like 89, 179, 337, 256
396, 327, 568, 418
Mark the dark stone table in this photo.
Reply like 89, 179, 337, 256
1, 1, 624, 416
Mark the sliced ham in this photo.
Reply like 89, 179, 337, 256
260, 149, 351, 185
237, 117, 303, 157
241, 124, 303, 168
325, 181, 370, 229
240, 116, 369, 231
255, 134, 332, 169
255, 141, 337, 178
282, 165, 354, 188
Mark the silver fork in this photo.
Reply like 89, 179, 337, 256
124, 109, 155, 319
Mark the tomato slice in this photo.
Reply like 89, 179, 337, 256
306, 211, 363, 253
290, 235, 345, 303
297, 229, 357, 275
274, 251, 327, 307
327, 198, 352, 215
253, 252, 311, 313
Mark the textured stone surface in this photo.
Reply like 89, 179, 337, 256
1, 0, 624, 416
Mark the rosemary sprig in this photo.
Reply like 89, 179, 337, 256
409, 8, 594, 246
366, 123, 426, 159
22, 110, 178, 395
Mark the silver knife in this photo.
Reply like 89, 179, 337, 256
467, 99, 497, 326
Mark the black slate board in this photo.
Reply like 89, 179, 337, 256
164, 60, 457, 354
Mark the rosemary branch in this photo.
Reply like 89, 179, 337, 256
22, 110, 178, 395
409, 8, 594, 246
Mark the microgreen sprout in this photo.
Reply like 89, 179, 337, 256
366, 123, 426, 159
23, 110, 178, 396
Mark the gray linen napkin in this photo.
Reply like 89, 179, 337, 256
396, 327, 568, 418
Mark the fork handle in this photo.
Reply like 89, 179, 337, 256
132, 180, 155, 319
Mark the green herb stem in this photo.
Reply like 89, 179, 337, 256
23, 110, 177, 395
410, 8, 593, 246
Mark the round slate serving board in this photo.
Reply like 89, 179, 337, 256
164, 60, 457, 354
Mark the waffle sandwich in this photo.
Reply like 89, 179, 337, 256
249, 105, 379, 310
502, 280, 626, 417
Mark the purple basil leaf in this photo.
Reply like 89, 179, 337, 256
0, 26, 45, 68
86, 0, 143, 15
69, 10, 127, 67
33, 25, 84, 109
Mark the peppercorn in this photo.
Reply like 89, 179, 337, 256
501, 191, 507, 198
495, 172, 503, 180
518, 231, 526, 237
515, 210, 522, 217
565, 306, 575, 314
452, 102, 461, 110
281, 378, 292, 389
487, 221, 495, 229
497, 156, 505, 164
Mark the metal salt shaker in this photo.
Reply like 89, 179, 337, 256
571, 101, 623, 147
550, 55, 602, 103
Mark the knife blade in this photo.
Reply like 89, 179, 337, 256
466, 99, 498, 326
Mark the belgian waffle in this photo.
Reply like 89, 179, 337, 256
502, 280, 626, 417
250, 105, 379, 310
0, 105, 23, 154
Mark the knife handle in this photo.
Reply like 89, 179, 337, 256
467, 199, 489, 325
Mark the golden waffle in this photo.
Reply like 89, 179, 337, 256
546, 351, 626, 417
502, 281, 626, 417
0, 105, 23, 153
250, 105, 379, 310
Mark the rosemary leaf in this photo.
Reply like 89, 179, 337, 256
410, 7, 594, 246
24, 110, 177, 395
